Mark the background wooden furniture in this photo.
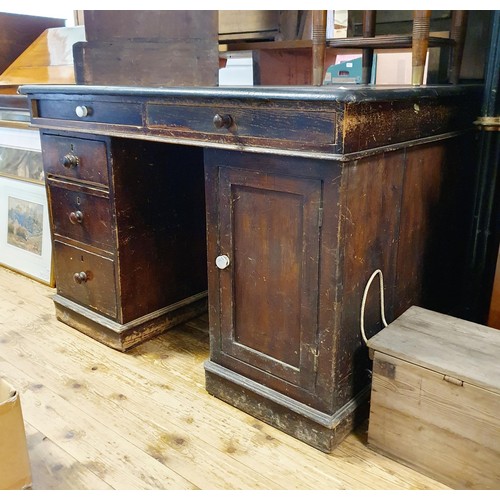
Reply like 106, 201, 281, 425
313, 9, 468, 86
0, 26, 85, 92
367, 306, 500, 489
21, 83, 481, 451
0, 12, 64, 80
222, 10, 487, 86
411, 10, 432, 85
69, 10, 490, 87
73, 11, 219, 86
219, 10, 283, 42
312, 11, 327, 85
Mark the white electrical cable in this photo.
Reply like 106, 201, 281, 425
360, 269, 388, 345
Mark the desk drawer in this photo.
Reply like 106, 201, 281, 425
147, 103, 336, 149
37, 98, 142, 126
41, 134, 109, 186
49, 180, 115, 251
54, 241, 117, 319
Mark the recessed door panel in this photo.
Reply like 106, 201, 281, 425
218, 167, 322, 390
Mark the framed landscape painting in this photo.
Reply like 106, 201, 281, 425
0, 176, 54, 286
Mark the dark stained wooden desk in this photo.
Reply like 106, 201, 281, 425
20, 83, 482, 451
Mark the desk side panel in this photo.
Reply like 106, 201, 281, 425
111, 139, 208, 323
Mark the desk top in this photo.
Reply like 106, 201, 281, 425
19, 84, 483, 159
19, 83, 482, 103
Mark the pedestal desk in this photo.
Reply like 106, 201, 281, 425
20, 84, 482, 451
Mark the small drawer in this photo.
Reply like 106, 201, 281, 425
36, 98, 142, 126
41, 134, 109, 186
146, 103, 336, 149
54, 241, 117, 319
48, 180, 115, 251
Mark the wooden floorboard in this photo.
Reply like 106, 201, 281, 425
0, 267, 449, 490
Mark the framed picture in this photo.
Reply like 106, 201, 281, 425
0, 126, 44, 183
0, 176, 54, 286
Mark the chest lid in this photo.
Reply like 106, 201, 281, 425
367, 306, 500, 395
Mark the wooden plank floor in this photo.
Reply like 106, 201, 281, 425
0, 266, 449, 490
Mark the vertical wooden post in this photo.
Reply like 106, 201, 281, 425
362, 11, 377, 84
412, 10, 431, 85
448, 10, 468, 84
312, 10, 327, 86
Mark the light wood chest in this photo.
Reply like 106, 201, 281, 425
367, 306, 500, 489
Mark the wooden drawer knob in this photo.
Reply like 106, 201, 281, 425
213, 113, 233, 129
69, 210, 84, 224
62, 153, 79, 169
73, 271, 89, 284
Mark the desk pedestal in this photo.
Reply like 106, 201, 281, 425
204, 139, 474, 451
41, 133, 208, 351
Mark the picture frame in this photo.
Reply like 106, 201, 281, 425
0, 176, 54, 286
0, 126, 44, 183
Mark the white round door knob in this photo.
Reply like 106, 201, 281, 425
215, 255, 230, 270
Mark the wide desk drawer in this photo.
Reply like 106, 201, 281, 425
41, 134, 109, 186
49, 180, 115, 251
54, 241, 117, 319
146, 103, 336, 150
36, 98, 142, 126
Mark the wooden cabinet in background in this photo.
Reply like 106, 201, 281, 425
73, 11, 219, 87
0, 13, 64, 77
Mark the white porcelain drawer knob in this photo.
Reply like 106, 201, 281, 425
215, 255, 231, 270
75, 105, 90, 118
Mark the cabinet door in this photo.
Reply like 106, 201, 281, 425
216, 166, 322, 392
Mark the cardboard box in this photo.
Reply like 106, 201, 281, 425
374, 49, 429, 85
0, 379, 32, 490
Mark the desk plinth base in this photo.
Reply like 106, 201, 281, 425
204, 360, 370, 453
53, 292, 208, 351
